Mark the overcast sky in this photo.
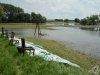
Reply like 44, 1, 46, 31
0, 0, 100, 20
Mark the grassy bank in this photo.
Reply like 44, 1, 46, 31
24, 37, 100, 70
0, 36, 96, 75
0, 23, 100, 29
0, 23, 54, 30
0, 23, 100, 74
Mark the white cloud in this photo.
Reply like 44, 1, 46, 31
0, 0, 100, 19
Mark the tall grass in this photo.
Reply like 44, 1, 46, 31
0, 38, 18, 75
0, 35, 96, 75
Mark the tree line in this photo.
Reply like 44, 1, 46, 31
0, 2, 100, 25
54, 15, 100, 25
54, 19, 70, 23
74, 15, 100, 25
0, 3, 47, 23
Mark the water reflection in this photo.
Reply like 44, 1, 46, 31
79, 27, 100, 37
80, 27, 100, 31
1, 27, 100, 60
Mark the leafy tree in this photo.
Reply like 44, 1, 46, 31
36, 13, 46, 23
80, 18, 88, 25
36, 13, 43, 23
31, 12, 46, 23
80, 15, 99, 25
74, 18, 80, 23
64, 19, 69, 23
0, 2, 47, 23
23, 13, 31, 23
0, 3, 24, 23
87, 19, 92, 25
0, 5, 6, 22
15, 7, 24, 22
55, 19, 63, 21
41, 16, 47, 23
89, 15, 99, 25
31, 12, 37, 23
0, 5, 5, 17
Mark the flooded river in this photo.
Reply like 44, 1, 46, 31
1, 26, 100, 60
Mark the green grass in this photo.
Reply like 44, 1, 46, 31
24, 37, 100, 70
0, 23, 54, 30
0, 23, 100, 74
0, 36, 96, 75
1, 23, 99, 30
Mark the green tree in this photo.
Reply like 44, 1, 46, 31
89, 15, 99, 25
55, 19, 63, 22
15, 7, 24, 22
64, 19, 69, 23
80, 18, 88, 25
0, 5, 5, 17
74, 18, 80, 23
36, 13, 42, 23
0, 5, 6, 22
0, 2, 47, 23
80, 15, 99, 25
22, 13, 31, 23
41, 16, 47, 23
87, 19, 92, 25
0, 3, 24, 23
31, 12, 46, 23
31, 12, 37, 23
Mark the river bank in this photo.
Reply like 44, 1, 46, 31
0, 23, 100, 28
0, 35, 97, 75
24, 37, 100, 70
0, 24, 100, 71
